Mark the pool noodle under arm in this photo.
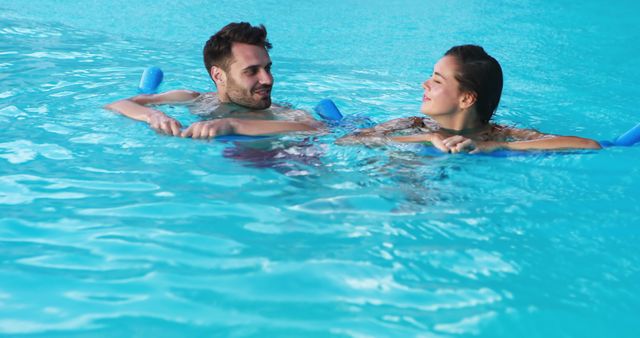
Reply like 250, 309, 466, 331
136, 68, 348, 142
215, 96, 345, 142
217, 101, 343, 142
609, 122, 640, 147
136, 67, 270, 142
138, 66, 163, 94
317, 99, 640, 155
598, 123, 640, 148
315, 99, 344, 121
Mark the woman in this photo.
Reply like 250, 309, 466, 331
338, 45, 601, 153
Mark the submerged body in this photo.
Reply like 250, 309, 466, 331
339, 115, 600, 152
189, 92, 314, 122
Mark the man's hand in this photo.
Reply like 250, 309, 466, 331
147, 110, 182, 136
105, 90, 200, 136
181, 118, 237, 139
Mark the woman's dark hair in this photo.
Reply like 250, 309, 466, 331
445, 45, 503, 123
203, 22, 272, 74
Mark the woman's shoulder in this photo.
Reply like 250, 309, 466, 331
387, 116, 436, 132
490, 124, 548, 141
418, 117, 439, 130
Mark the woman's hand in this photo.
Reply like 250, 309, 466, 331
442, 135, 505, 154
442, 135, 476, 153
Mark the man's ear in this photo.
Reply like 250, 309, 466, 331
460, 91, 477, 109
211, 66, 226, 87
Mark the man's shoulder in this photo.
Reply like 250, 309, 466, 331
152, 89, 203, 101
268, 105, 315, 122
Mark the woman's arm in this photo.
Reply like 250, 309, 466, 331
359, 117, 423, 135
477, 127, 602, 151
478, 136, 602, 152
390, 133, 451, 152
336, 117, 422, 145
438, 130, 602, 154
392, 127, 601, 154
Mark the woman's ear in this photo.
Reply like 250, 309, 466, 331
460, 91, 477, 109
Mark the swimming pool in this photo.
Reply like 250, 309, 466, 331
1, 0, 639, 336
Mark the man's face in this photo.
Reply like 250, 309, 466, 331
223, 43, 273, 109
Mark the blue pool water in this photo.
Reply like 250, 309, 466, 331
1, 1, 640, 337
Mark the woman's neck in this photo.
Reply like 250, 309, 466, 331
432, 110, 488, 136
438, 123, 490, 136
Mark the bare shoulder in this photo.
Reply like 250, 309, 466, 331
287, 109, 317, 122
268, 106, 316, 122
496, 125, 550, 141
131, 90, 202, 105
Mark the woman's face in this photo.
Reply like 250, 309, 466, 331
420, 55, 465, 118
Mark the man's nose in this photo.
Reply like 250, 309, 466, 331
259, 69, 273, 85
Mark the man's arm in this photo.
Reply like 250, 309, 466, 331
104, 90, 200, 136
181, 118, 319, 139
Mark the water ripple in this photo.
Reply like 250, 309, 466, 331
0, 175, 158, 205
1, 4, 639, 337
77, 202, 282, 221
0, 140, 72, 164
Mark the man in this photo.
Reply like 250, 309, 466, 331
105, 22, 322, 138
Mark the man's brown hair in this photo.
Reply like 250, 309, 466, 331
203, 22, 272, 76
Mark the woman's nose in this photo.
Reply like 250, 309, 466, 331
422, 79, 430, 90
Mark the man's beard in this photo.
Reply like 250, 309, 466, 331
226, 78, 272, 110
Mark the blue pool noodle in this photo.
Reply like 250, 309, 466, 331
217, 99, 344, 142
215, 135, 271, 142
138, 66, 164, 94
596, 123, 640, 148
315, 99, 345, 121
134, 67, 265, 142
612, 122, 640, 146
